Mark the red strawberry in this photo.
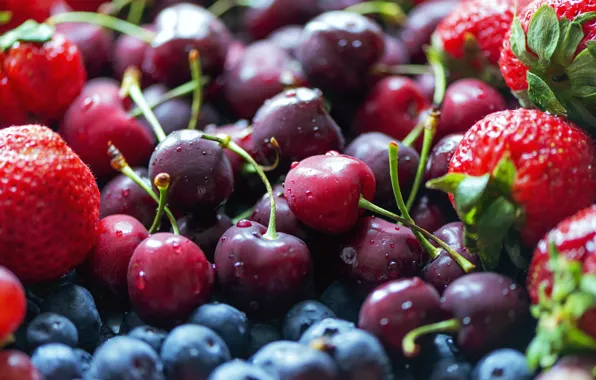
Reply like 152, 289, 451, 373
0, 21, 86, 127
432, 0, 532, 85
526, 205, 596, 369
0, 0, 58, 34
428, 109, 596, 270
499, 0, 596, 130
0, 125, 100, 284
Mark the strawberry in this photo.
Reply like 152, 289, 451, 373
499, 0, 596, 131
0, 125, 100, 284
0, 21, 86, 127
428, 109, 596, 270
525, 205, 596, 369
432, 0, 532, 85
0, 0, 58, 34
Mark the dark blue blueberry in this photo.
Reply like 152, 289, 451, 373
75, 348, 93, 375
412, 334, 462, 379
160, 324, 231, 380
319, 281, 363, 323
27, 313, 78, 352
87, 336, 165, 380
41, 285, 102, 352
298, 318, 355, 345
128, 326, 168, 354
188, 303, 249, 358
208, 360, 275, 380
472, 349, 533, 380
31, 343, 82, 380
251, 341, 337, 380
120, 312, 145, 334
282, 301, 336, 341
246, 324, 281, 358
429, 359, 473, 380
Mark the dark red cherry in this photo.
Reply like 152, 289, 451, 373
55, 22, 113, 78
296, 11, 385, 94
415, 73, 435, 102
317, 0, 365, 11
250, 185, 307, 240
284, 152, 376, 234
411, 195, 448, 233
148, 130, 234, 211
370, 35, 410, 85
143, 3, 233, 87
252, 87, 345, 163
338, 216, 426, 288
112, 24, 155, 85
178, 211, 233, 261
204, 121, 254, 179
243, 0, 319, 40
268, 25, 304, 57
425, 134, 463, 182
223, 41, 247, 73
0, 350, 40, 380
214, 220, 312, 316
63, 0, 104, 11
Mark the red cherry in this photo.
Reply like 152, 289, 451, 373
0, 267, 26, 342
0, 351, 40, 380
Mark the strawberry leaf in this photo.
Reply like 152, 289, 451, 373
510, 18, 538, 69
492, 154, 516, 193
555, 21, 585, 67
573, 12, 596, 25
454, 174, 490, 215
580, 275, 596, 297
475, 197, 516, 248
425, 173, 467, 193
569, 49, 596, 89
527, 72, 567, 116
527, 5, 560, 63
504, 236, 528, 269
588, 41, 596, 59
0, 20, 54, 52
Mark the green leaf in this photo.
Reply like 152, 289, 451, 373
571, 84, 596, 98
475, 197, 517, 247
505, 235, 529, 269
425, 173, 467, 193
567, 324, 596, 350
491, 154, 517, 193
0, 20, 54, 52
554, 17, 571, 66
573, 12, 596, 25
527, 5, 561, 62
453, 174, 491, 215
568, 49, 596, 90
580, 275, 596, 297
476, 241, 503, 271
587, 41, 596, 59
527, 72, 567, 115
510, 18, 538, 68
555, 21, 585, 66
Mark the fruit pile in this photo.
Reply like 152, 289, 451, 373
1, 0, 596, 379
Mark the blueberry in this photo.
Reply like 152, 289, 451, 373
413, 334, 461, 378
429, 359, 473, 380
298, 318, 355, 345
129, 326, 168, 354
208, 360, 275, 380
31, 343, 82, 380
251, 341, 337, 380
246, 324, 281, 358
120, 312, 145, 334
282, 301, 336, 341
97, 324, 117, 347
41, 285, 102, 352
188, 303, 249, 358
27, 313, 78, 352
87, 336, 165, 380
160, 324, 231, 380
319, 282, 363, 323
75, 348, 92, 375
472, 349, 533, 380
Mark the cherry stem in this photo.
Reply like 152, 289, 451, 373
241, 138, 281, 173
208, 0, 252, 18
128, 79, 204, 118
187, 50, 203, 131
402, 318, 460, 357
389, 142, 441, 259
0, 11, 11, 25
121, 67, 167, 142
405, 109, 438, 210
345, 1, 406, 25
127, 0, 146, 25
401, 121, 424, 147
232, 207, 254, 224
372, 64, 430, 76
427, 48, 447, 107
358, 197, 475, 272
107, 143, 179, 234
201, 134, 279, 240
46, 12, 155, 43
148, 173, 171, 234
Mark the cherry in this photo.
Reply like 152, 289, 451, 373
55, 22, 113, 78
82, 215, 149, 297
425, 134, 464, 183
438, 79, 507, 138
204, 121, 254, 178
370, 34, 410, 84
317, 0, 365, 11
112, 24, 155, 85
345, 132, 419, 211
284, 151, 376, 234
338, 216, 427, 288
0, 351, 40, 380
250, 184, 308, 240
252, 88, 345, 163
411, 194, 448, 233
177, 211, 233, 261
354, 76, 430, 141
268, 25, 304, 57
242, 0, 319, 40
0, 0, 56, 34
143, 3, 233, 87
222, 40, 307, 120
415, 73, 435, 102
60, 78, 154, 178
0, 266, 26, 342
358, 278, 444, 353
128, 233, 214, 325
148, 129, 234, 211
63, 0, 104, 11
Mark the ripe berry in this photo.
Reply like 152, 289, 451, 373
0, 266, 26, 342
0, 350, 41, 380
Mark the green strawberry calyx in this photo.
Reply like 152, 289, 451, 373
0, 20, 55, 52
427, 154, 526, 271
510, 5, 596, 132
526, 241, 596, 370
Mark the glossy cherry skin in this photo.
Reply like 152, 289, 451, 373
250, 185, 307, 240
214, 220, 312, 316
296, 11, 385, 94
0, 351, 41, 380
148, 130, 234, 212
0, 266, 26, 341
252, 88, 345, 163
441, 273, 530, 357
354, 76, 430, 141
204, 121, 253, 178
268, 25, 304, 57
55, 23, 113, 78
370, 35, 411, 85
338, 217, 426, 288
243, 0, 319, 40
60, 78, 154, 178
112, 24, 155, 85
64, 0, 104, 11
83, 215, 149, 296
415, 73, 435, 102
143, 3, 233, 87
438, 79, 507, 138
425, 134, 464, 182
223, 41, 307, 120
284, 152, 376, 234
317, 0, 364, 11
128, 233, 214, 326
345, 132, 419, 211
359, 278, 444, 353
178, 211, 233, 261
411, 195, 448, 233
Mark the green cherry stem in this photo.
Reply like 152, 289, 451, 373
208, 0, 252, 18
187, 49, 203, 131
121, 67, 167, 142
128, 79, 204, 118
402, 319, 460, 357
371, 64, 431, 76
401, 121, 424, 147
358, 197, 475, 272
148, 173, 170, 234
345, 1, 406, 25
46, 12, 155, 43
389, 142, 441, 259
427, 47, 447, 107
108, 143, 180, 234
127, 0, 146, 25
